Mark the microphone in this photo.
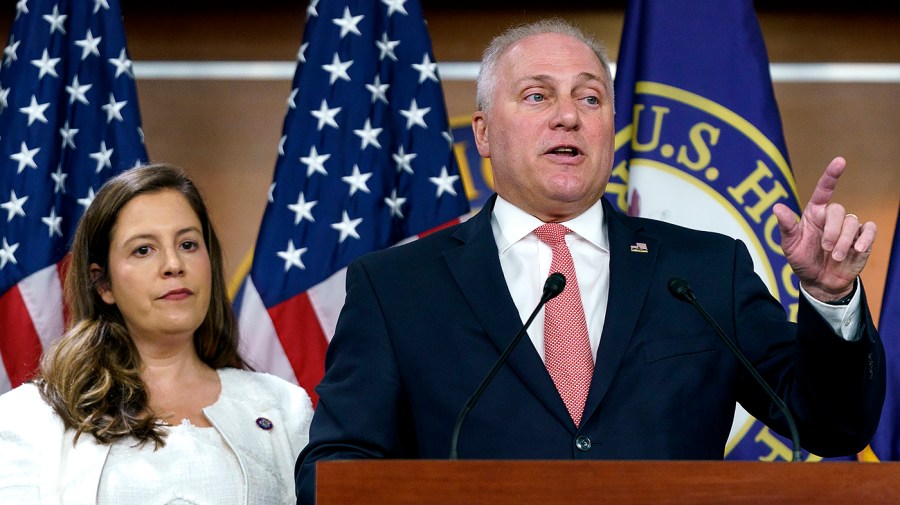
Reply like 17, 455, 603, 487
667, 277, 802, 462
449, 272, 566, 459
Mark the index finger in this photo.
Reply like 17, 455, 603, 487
807, 156, 846, 208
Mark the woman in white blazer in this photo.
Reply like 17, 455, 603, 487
0, 164, 313, 504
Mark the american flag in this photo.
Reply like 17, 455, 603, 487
234, 0, 470, 403
0, 0, 148, 393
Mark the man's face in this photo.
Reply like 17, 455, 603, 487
472, 32, 615, 222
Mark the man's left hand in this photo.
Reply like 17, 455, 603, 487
773, 156, 877, 302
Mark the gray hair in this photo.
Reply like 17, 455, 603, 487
475, 18, 614, 112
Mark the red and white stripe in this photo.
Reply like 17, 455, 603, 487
0, 262, 67, 393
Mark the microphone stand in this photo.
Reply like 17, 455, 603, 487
449, 273, 566, 459
668, 277, 802, 462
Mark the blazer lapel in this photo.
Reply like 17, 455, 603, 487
443, 196, 575, 431
581, 199, 660, 425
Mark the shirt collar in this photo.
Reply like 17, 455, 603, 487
491, 195, 609, 254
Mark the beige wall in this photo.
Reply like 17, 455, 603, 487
6, 7, 897, 318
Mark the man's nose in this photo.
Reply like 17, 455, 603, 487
551, 97, 581, 130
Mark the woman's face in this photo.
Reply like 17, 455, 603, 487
94, 189, 211, 349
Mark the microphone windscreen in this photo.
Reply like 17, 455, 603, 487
667, 277, 692, 300
544, 272, 566, 300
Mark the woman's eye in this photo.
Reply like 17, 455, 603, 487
134, 245, 151, 257
181, 241, 199, 251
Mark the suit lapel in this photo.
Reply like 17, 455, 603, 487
581, 199, 660, 425
443, 196, 574, 431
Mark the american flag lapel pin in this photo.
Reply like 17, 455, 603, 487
630, 242, 649, 253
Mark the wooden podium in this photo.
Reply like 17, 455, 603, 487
317, 460, 900, 504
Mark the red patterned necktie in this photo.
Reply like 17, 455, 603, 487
534, 223, 594, 427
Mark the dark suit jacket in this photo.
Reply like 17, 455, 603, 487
295, 195, 884, 504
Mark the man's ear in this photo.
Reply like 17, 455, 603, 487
90, 263, 115, 305
472, 111, 490, 158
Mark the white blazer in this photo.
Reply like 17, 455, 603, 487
0, 367, 312, 505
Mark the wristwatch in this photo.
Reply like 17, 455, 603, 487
824, 281, 858, 306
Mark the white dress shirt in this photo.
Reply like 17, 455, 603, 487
490, 196, 862, 365
491, 196, 610, 361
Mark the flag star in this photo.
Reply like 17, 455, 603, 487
287, 88, 298, 109
267, 182, 276, 203
51, 165, 68, 193
60, 121, 79, 149
278, 135, 287, 156
429, 166, 460, 197
300, 145, 330, 177
42, 207, 63, 237
331, 211, 363, 243
1, 190, 28, 222
332, 7, 364, 39
75, 29, 102, 60
375, 32, 400, 62
321, 52, 353, 85
0, 238, 20, 270
10, 141, 39, 173
19, 95, 50, 126
381, 0, 409, 16
306, 0, 319, 18
31, 48, 61, 79
77, 187, 96, 209
400, 99, 431, 129
15, 0, 28, 19
393, 145, 416, 174
310, 99, 341, 131
90, 141, 114, 173
412, 53, 439, 84
102, 93, 127, 123
277, 240, 308, 271
3, 38, 21, 66
366, 74, 390, 104
342, 165, 373, 196
353, 119, 383, 150
384, 189, 407, 218
66, 75, 92, 105
297, 42, 309, 63
108, 48, 134, 78
287, 192, 317, 224
93, 0, 110, 13
0, 85, 10, 113
43, 5, 67, 35
443, 130, 455, 146
138, 127, 145, 143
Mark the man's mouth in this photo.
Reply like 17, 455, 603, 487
547, 146, 581, 156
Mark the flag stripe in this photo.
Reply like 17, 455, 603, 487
17, 263, 65, 350
269, 294, 329, 405
236, 276, 298, 383
306, 267, 348, 345
0, 285, 43, 387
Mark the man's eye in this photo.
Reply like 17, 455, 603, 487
526, 93, 544, 103
584, 96, 599, 105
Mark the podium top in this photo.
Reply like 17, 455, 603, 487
317, 459, 900, 504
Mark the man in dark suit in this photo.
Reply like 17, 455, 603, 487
295, 19, 884, 504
